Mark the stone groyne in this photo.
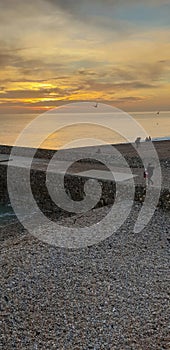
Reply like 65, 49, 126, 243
0, 142, 169, 215
0, 163, 169, 215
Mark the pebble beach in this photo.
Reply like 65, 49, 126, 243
0, 140, 170, 349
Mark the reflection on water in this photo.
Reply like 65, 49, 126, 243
0, 111, 169, 149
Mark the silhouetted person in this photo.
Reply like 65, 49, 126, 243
143, 167, 148, 181
145, 136, 151, 142
135, 137, 141, 148
147, 163, 154, 186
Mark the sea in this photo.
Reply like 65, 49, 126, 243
0, 111, 169, 150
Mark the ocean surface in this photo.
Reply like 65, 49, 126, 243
0, 111, 169, 149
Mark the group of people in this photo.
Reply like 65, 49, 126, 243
135, 136, 152, 148
145, 136, 152, 142
134, 137, 155, 186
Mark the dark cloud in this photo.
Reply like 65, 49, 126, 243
0, 53, 45, 78
110, 61, 170, 83
75, 60, 170, 84
111, 68, 137, 82
46, 0, 169, 16
0, 43, 65, 83
113, 96, 146, 103
0, 89, 58, 99
0, 40, 38, 72
0, 0, 46, 21
0, 99, 66, 111
0, 85, 82, 100
134, 60, 170, 82
83, 79, 159, 92
0, 76, 70, 85
0, 44, 34, 69
0, 95, 146, 113
0, 53, 14, 67
78, 68, 97, 76
0, 79, 158, 103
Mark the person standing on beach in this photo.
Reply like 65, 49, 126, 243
143, 167, 148, 182
147, 163, 155, 186
135, 137, 141, 148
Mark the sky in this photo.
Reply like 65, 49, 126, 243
0, 0, 170, 113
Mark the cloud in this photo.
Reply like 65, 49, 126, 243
0, 89, 56, 99
82, 78, 160, 92
0, 41, 66, 83
47, 0, 170, 17
111, 60, 170, 83
0, 41, 33, 68
0, 99, 66, 111
130, 61, 170, 82
113, 96, 146, 103
0, 0, 46, 20
75, 59, 170, 83
0, 0, 170, 112
0, 83, 83, 101
0, 53, 14, 67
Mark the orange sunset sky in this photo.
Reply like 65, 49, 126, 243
0, 0, 170, 113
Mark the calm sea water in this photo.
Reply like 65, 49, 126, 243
0, 111, 169, 149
